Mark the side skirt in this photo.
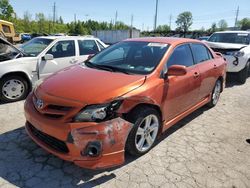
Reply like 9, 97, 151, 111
162, 96, 211, 132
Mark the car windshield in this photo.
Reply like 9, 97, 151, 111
86, 41, 169, 75
20, 38, 53, 57
208, 33, 250, 45
0, 41, 20, 62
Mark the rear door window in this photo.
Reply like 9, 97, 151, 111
78, 40, 99, 55
191, 43, 212, 64
166, 44, 194, 68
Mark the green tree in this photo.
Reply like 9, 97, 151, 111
36, 13, 46, 33
156, 25, 171, 32
22, 11, 32, 32
176, 11, 193, 35
238, 18, 250, 30
217, 19, 228, 31
0, 0, 14, 20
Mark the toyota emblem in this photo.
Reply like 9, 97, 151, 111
36, 99, 44, 109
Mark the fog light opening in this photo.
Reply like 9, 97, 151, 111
82, 141, 102, 157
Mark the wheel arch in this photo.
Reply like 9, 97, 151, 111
0, 71, 32, 93
123, 103, 163, 125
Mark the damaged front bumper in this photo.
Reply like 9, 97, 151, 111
24, 95, 133, 170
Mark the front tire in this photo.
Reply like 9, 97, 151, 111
238, 63, 249, 84
0, 75, 29, 103
125, 107, 161, 156
207, 79, 222, 108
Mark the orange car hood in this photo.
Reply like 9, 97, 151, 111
39, 65, 146, 104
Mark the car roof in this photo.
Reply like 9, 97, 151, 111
37, 36, 99, 40
125, 37, 201, 45
213, 30, 250, 34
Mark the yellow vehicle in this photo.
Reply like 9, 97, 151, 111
0, 19, 21, 43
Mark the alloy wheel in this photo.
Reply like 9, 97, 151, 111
135, 114, 159, 152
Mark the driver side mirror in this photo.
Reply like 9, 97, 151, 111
166, 65, 187, 77
43, 54, 54, 61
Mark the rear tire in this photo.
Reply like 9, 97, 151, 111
207, 79, 222, 108
125, 107, 161, 156
0, 75, 29, 103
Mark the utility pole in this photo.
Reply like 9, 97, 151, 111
130, 14, 134, 38
234, 6, 239, 28
115, 11, 118, 28
169, 14, 172, 30
154, 0, 159, 31
85, 14, 89, 21
74, 14, 76, 23
52, 2, 56, 32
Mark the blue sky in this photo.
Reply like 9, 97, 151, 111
9, 0, 250, 31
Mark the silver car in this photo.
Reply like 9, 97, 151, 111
0, 36, 107, 102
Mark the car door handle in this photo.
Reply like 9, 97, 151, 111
70, 59, 78, 64
193, 72, 200, 78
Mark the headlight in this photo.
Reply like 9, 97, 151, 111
234, 51, 244, 57
73, 100, 123, 122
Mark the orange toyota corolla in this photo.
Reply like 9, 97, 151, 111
24, 37, 227, 169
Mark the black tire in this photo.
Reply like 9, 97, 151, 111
247, 61, 250, 76
207, 79, 222, 108
0, 75, 29, 103
125, 106, 161, 156
238, 64, 249, 84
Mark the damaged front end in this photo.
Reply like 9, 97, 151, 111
71, 118, 132, 169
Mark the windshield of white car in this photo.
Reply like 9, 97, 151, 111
85, 41, 169, 75
20, 38, 53, 57
0, 42, 20, 62
208, 33, 250, 45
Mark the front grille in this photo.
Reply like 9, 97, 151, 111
47, 105, 72, 111
32, 95, 73, 119
44, 114, 64, 119
28, 123, 69, 154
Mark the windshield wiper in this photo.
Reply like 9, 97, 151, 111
85, 61, 131, 74
85, 61, 114, 72
99, 65, 132, 75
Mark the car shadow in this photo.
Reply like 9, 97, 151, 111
225, 73, 249, 88
0, 99, 25, 106
0, 105, 209, 187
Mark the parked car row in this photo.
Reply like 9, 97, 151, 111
1, 32, 249, 170
0, 36, 108, 102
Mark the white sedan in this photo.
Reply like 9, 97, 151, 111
0, 36, 108, 102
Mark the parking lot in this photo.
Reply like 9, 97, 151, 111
0, 78, 249, 188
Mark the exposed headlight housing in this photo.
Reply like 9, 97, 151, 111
234, 51, 245, 57
73, 100, 123, 122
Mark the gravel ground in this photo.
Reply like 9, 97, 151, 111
0, 78, 250, 188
